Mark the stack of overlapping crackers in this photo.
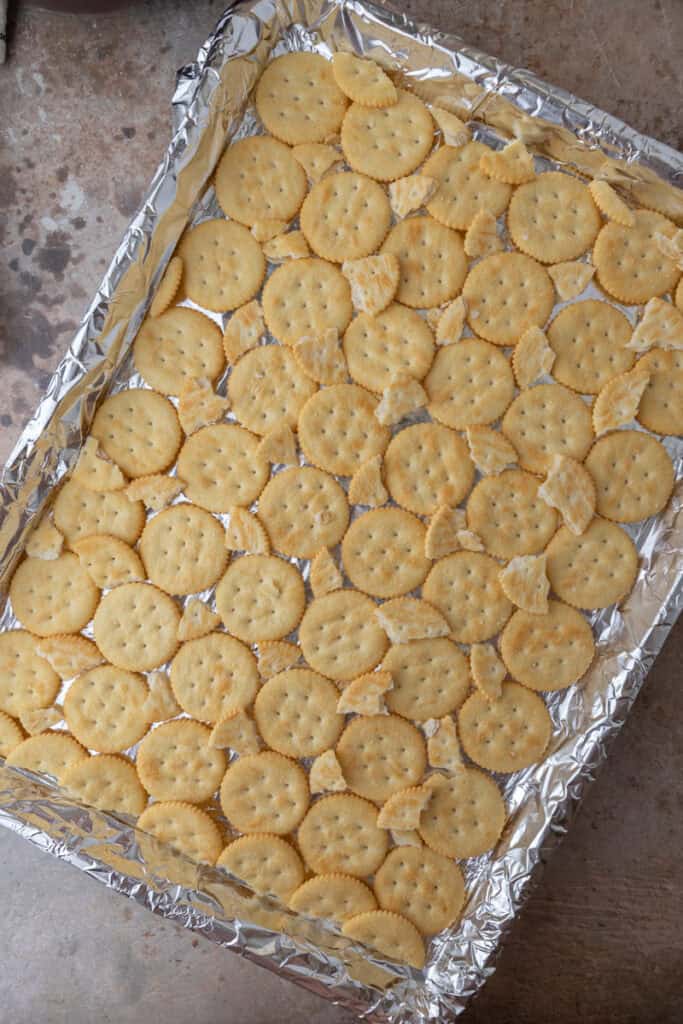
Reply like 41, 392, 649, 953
1, 50, 681, 970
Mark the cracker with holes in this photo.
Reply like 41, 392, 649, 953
424, 551, 512, 643
299, 590, 388, 681
467, 469, 557, 559
222, 300, 264, 364
628, 297, 683, 352
374, 846, 465, 937
63, 665, 149, 753
508, 171, 601, 263
74, 534, 144, 589
426, 338, 515, 429
229, 344, 316, 436
337, 714, 425, 804
585, 431, 674, 523
294, 327, 347, 384
512, 326, 556, 389
124, 474, 184, 512
134, 307, 225, 397
140, 504, 227, 595
255, 668, 343, 759
25, 516, 63, 560
375, 374, 427, 426
342, 253, 400, 316
547, 300, 634, 394
341, 89, 433, 181
137, 719, 225, 803
502, 383, 594, 475
263, 258, 352, 347
342, 508, 430, 598
501, 600, 594, 692
310, 547, 343, 598
178, 219, 265, 312
215, 135, 307, 226
420, 768, 505, 858
382, 216, 467, 308
220, 750, 309, 834
592, 368, 651, 435
388, 174, 438, 219
470, 643, 505, 701
290, 874, 376, 922
593, 210, 679, 304
54, 481, 145, 547
63, 754, 147, 817
466, 426, 517, 476
93, 582, 179, 671
256, 53, 348, 145
209, 709, 261, 755
215, 554, 305, 644
636, 347, 683, 435
73, 436, 126, 493
170, 632, 259, 723
343, 304, 435, 394
499, 554, 550, 615
384, 423, 474, 516
377, 785, 431, 831
459, 681, 552, 773
291, 142, 341, 182
257, 640, 300, 679
10, 554, 99, 638
547, 260, 595, 300
298, 383, 390, 476
301, 172, 391, 262
178, 423, 269, 512
298, 793, 388, 877
331, 52, 397, 107
262, 230, 310, 262
480, 138, 535, 184
463, 251, 554, 346
348, 454, 388, 507
138, 802, 223, 866
92, 389, 181, 479
343, 910, 425, 970
256, 421, 298, 465
309, 749, 347, 794
259, 466, 348, 559
424, 142, 512, 231
546, 518, 638, 609
589, 180, 634, 227
225, 507, 270, 555
337, 670, 393, 716
424, 506, 466, 560
375, 598, 450, 646
177, 377, 230, 436
218, 835, 304, 900
6, 733, 88, 784
0, 630, 60, 717
150, 256, 182, 318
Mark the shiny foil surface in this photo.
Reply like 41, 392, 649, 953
1, 2, 682, 1020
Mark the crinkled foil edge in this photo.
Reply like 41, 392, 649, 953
1, 2, 682, 1021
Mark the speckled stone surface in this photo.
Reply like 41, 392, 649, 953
1, 2, 682, 1022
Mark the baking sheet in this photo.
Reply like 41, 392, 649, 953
1, 2, 682, 1020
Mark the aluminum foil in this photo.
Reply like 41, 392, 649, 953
1, 2, 682, 1020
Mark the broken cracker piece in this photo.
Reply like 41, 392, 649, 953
512, 326, 555, 389
309, 749, 347, 794
341, 253, 400, 317
177, 377, 230, 436
256, 421, 298, 466
291, 142, 341, 183
73, 436, 126, 493
150, 256, 183, 318
177, 598, 221, 642
337, 670, 393, 716
499, 554, 550, 615
294, 328, 347, 384
124, 474, 185, 511
654, 229, 683, 271
538, 454, 596, 535
310, 547, 343, 598
331, 52, 397, 108
457, 529, 485, 552
223, 300, 264, 363
143, 670, 181, 722
466, 426, 517, 476
375, 373, 427, 425
464, 209, 503, 258
251, 219, 289, 243
375, 598, 450, 644
480, 139, 535, 184
470, 643, 505, 701
426, 716, 464, 773
209, 709, 261, 755
26, 516, 64, 561
73, 534, 144, 589
225, 507, 270, 555
424, 505, 466, 560
430, 106, 470, 147
348, 454, 388, 507
547, 261, 596, 301
19, 705, 63, 736
35, 635, 103, 680
257, 640, 300, 679
435, 295, 467, 346
377, 785, 431, 831
390, 829, 423, 848
589, 180, 635, 227
262, 230, 311, 262
388, 173, 439, 219
592, 368, 650, 435
627, 297, 683, 353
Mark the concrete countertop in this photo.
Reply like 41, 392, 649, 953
1, 2, 682, 1022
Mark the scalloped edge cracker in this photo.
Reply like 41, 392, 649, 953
73, 534, 145, 588
627, 298, 683, 352
209, 709, 261, 755
331, 52, 397, 107
499, 554, 550, 614
435, 296, 467, 346
223, 300, 264, 363
430, 106, 470, 147
538, 454, 596, 535
588, 180, 635, 227
375, 373, 427, 426
310, 547, 343, 598
337, 670, 393, 716
256, 421, 298, 465
342, 253, 400, 317
464, 209, 503, 258
375, 598, 450, 643
251, 219, 289, 243
470, 643, 505, 701
512, 326, 555, 389
177, 598, 221, 642
348, 454, 388, 507
388, 174, 439, 219
466, 426, 517, 476
377, 785, 431, 830
547, 261, 595, 300
294, 327, 347, 384
426, 716, 464, 773
257, 640, 300, 679
150, 256, 183, 318
124, 474, 185, 511
262, 230, 311, 262
177, 377, 230, 435
225, 507, 270, 554
480, 139, 535, 184
73, 436, 126, 493
424, 505, 466, 559
309, 749, 347, 794
26, 516, 64, 560
592, 368, 650, 435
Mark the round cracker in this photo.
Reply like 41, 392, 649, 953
220, 750, 309, 834
636, 348, 683, 436
10, 554, 99, 638
5, 732, 88, 783
91, 389, 181, 479
215, 554, 305, 643
341, 89, 433, 181
134, 307, 225, 396
466, 468, 557, 559
381, 216, 467, 308
336, 714, 425, 803
256, 53, 348, 145
169, 632, 259, 723
299, 589, 388, 681
298, 383, 390, 476
254, 668, 343, 759
419, 767, 505, 858
0, 630, 60, 717
507, 171, 601, 263
501, 383, 594, 474
217, 834, 305, 900
374, 845, 465, 935
424, 142, 511, 230
73, 534, 144, 590
425, 338, 515, 429
383, 423, 474, 516
258, 466, 349, 559
500, 599, 594, 691
459, 680, 552, 772
593, 209, 680, 304
139, 504, 227, 595
137, 719, 226, 803
228, 344, 316, 436
462, 252, 555, 346
53, 480, 145, 546
177, 423, 269, 512
215, 135, 307, 225
546, 300, 634, 395
342, 508, 430, 598
262, 257, 352, 347
63, 665, 149, 753
177, 219, 265, 313
298, 793, 388, 877
331, 52, 396, 108
93, 582, 180, 672
423, 551, 512, 643
289, 873, 376, 922
300, 171, 391, 262
342, 909, 425, 968
137, 801, 223, 865
383, 637, 470, 721
343, 303, 435, 393
62, 753, 148, 816
585, 430, 674, 523
545, 517, 638, 609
